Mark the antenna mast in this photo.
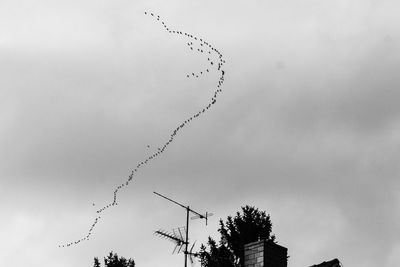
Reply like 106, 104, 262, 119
154, 191, 211, 267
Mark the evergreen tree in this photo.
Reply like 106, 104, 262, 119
199, 238, 235, 267
93, 251, 135, 267
93, 257, 101, 267
199, 205, 275, 267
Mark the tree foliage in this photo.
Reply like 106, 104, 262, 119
199, 238, 235, 267
94, 257, 101, 267
93, 251, 135, 267
199, 205, 275, 267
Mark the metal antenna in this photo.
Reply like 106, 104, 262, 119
154, 191, 210, 267
154, 228, 186, 254
191, 212, 214, 225
188, 241, 200, 265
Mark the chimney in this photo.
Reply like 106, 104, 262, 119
244, 240, 288, 267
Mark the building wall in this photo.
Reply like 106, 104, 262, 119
244, 240, 288, 267
244, 240, 264, 267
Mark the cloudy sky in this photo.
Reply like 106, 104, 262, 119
1, 0, 400, 266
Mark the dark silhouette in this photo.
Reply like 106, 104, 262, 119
94, 257, 101, 267
199, 205, 276, 267
93, 251, 135, 267
199, 237, 235, 267
311, 258, 341, 267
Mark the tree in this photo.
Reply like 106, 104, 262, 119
94, 257, 101, 267
93, 251, 135, 267
199, 205, 275, 267
199, 238, 235, 267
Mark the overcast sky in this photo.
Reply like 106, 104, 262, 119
1, 1, 400, 267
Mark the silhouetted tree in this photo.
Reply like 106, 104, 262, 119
199, 205, 275, 267
94, 257, 101, 267
199, 238, 235, 267
93, 251, 135, 267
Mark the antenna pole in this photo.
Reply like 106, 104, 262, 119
153, 191, 205, 218
185, 207, 189, 267
154, 191, 187, 209
153, 191, 210, 267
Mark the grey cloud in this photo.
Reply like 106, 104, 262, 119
1, 1, 400, 267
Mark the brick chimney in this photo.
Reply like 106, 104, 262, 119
244, 240, 288, 267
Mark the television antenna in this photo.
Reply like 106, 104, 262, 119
187, 241, 199, 265
153, 191, 212, 267
154, 227, 186, 254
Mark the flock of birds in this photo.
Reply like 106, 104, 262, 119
59, 11, 226, 248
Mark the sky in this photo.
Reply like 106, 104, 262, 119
1, 0, 400, 266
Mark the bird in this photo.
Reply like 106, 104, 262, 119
60, 11, 227, 249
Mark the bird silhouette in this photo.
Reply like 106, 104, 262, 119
60, 10, 226, 249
